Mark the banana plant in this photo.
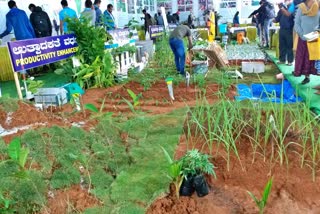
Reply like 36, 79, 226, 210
5, 138, 30, 179
162, 147, 184, 199
8, 138, 29, 169
72, 52, 116, 89
122, 89, 142, 112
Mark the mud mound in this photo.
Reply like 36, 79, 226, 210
81, 81, 235, 115
148, 130, 320, 214
43, 185, 100, 213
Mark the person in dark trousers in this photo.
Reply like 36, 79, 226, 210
94, 0, 102, 26
142, 9, 152, 34
233, 11, 240, 26
187, 11, 195, 29
169, 25, 193, 76
29, 4, 52, 37
0, 0, 35, 40
274, 1, 294, 66
167, 12, 173, 23
249, 0, 276, 48
172, 11, 180, 24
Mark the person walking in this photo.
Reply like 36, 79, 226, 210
249, 0, 276, 48
292, 0, 320, 84
233, 11, 240, 26
93, 0, 102, 26
80, 0, 96, 26
169, 25, 193, 76
59, 0, 77, 35
188, 11, 196, 29
142, 9, 153, 34
262, 0, 276, 48
104, 4, 116, 30
167, 12, 173, 24
29, 4, 52, 37
0, 0, 35, 40
155, 10, 164, 26
274, 0, 294, 66
0, 1, 35, 76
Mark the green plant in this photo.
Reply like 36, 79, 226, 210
8, 138, 29, 170
194, 74, 206, 89
127, 18, 140, 30
66, 17, 109, 65
112, 44, 137, 56
180, 149, 216, 178
65, 53, 116, 89
54, 58, 75, 81
122, 89, 142, 112
161, 147, 183, 199
84, 98, 113, 119
193, 52, 207, 61
247, 177, 273, 214
0, 192, 15, 213
55, 18, 115, 89
26, 78, 44, 94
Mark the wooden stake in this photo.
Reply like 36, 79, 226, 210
13, 71, 22, 99
7, 43, 23, 99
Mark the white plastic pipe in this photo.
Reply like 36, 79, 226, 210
166, 77, 175, 100
186, 72, 190, 88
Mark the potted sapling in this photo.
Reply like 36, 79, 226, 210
180, 149, 216, 197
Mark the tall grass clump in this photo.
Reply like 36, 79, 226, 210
184, 80, 320, 180
185, 93, 244, 171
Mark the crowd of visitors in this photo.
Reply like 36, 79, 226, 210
0, 0, 118, 40
248, 0, 319, 85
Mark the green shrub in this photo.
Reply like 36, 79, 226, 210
50, 167, 81, 189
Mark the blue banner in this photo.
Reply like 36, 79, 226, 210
7, 34, 78, 72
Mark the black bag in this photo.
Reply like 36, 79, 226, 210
180, 175, 195, 196
32, 12, 51, 37
193, 174, 209, 197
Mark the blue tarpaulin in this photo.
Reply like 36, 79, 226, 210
235, 80, 302, 103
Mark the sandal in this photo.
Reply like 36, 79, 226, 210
301, 77, 310, 85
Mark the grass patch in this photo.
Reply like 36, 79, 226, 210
0, 109, 185, 213
0, 96, 19, 112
